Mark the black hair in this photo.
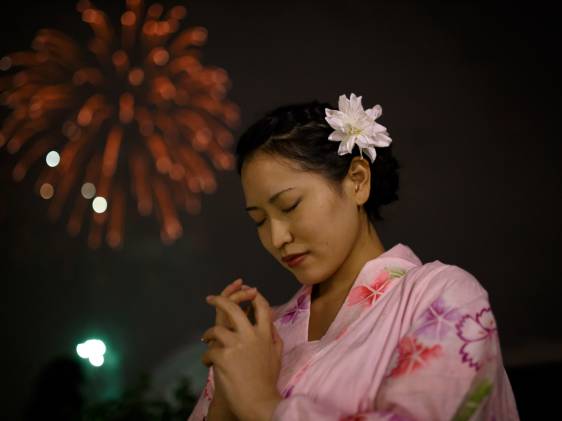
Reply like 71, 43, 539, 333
235, 100, 400, 224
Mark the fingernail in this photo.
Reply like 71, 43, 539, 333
206, 295, 214, 301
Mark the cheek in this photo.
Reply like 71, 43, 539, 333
297, 195, 356, 249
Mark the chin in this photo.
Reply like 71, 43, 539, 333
295, 278, 317, 287
292, 271, 324, 288
283, 253, 331, 286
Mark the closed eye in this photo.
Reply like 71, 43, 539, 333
282, 199, 301, 213
255, 199, 301, 227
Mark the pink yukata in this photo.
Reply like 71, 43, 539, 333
188, 243, 519, 420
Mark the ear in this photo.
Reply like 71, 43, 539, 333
346, 156, 371, 206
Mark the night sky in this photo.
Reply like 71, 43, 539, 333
1, 0, 560, 419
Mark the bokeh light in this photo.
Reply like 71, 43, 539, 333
76, 338, 107, 367
89, 354, 105, 367
45, 151, 60, 167
39, 183, 54, 199
92, 196, 107, 213
81, 182, 96, 199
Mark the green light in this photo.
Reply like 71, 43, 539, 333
89, 354, 105, 367
76, 339, 107, 367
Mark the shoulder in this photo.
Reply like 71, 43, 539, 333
403, 259, 490, 310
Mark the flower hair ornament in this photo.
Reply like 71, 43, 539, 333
324, 93, 392, 163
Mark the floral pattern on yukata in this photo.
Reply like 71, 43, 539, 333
281, 361, 312, 398
414, 296, 462, 340
282, 384, 294, 399
336, 325, 349, 340
280, 290, 309, 325
387, 336, 442, 378
456, 307, 498, 371
347, 267, 406, 309
339, 412, 409, 421
202, 370, 213, 401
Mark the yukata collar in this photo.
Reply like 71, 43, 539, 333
302, 242, 421, 299
307, 243, 422, 341
275, 243, 423, 347
352, 242, 421, 284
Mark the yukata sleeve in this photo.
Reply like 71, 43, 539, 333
272, 267, 516, 421
187, 365, 214, 421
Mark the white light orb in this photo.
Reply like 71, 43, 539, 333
45, 151, 60, 167
92, 196, 108, 213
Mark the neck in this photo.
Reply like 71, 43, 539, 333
313, 217, 385, 305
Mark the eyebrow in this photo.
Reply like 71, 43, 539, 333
245, 187, 295, 212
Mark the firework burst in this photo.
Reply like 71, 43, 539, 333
0, 0, 240, 248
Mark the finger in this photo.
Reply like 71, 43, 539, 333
271, 321, 278, 343
201, 349, 212, 367
201, 325, 237, 347
272, 322, 283, 343
251, 289, 273, 335
201, 346, 223, 368
215, 280, 248, 327
227, 287, 258, 304
206, 295, 253, 333
220, 277, 243, 297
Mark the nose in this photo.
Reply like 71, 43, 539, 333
269, 217, 292, 250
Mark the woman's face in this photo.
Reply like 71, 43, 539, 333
241, 152, 362, 286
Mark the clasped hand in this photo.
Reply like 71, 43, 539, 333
201, 279, 283, 421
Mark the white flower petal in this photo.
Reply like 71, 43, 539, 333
372, 132, 392, 147
356, 115, 375, 131
355, 134, 372, 148
365, 104, 382, 120
337, 139, 349, 155
349, 93, 364, 116
363, 146, 377, 163
325, 108, 337, 117
328, 130, 345, 141
338, 95, 350, 114
325, 110, 347, 131
347, 137, 359, 154
338, 137, 355, 155
371, 122, 388, 133
325, 108, 346, 121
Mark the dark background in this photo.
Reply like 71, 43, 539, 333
1, 0, 560, 419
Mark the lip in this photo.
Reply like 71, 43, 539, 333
282, 252, 308, 267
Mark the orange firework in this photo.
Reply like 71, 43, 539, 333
0, 0, 240, 248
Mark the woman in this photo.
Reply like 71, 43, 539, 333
188, 94, 519, 420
